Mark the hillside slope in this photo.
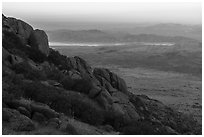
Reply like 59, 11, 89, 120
2, 14, 201, 135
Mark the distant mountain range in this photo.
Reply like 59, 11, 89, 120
47, 29, 118, 43
125, 23, 201, 41
46, 23, 201, 43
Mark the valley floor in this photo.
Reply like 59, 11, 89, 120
95, 65, 202, 125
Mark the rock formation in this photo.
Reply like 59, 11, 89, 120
2, 14, 201, 135
29, 29, 49, 56
2, 14, 49, 56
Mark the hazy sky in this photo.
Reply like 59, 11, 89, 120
3, 2, 202, 30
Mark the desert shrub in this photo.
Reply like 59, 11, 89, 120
22, 81, 105, 125
12, 62, 46, 81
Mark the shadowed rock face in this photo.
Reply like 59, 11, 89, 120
29, 29, 49, 56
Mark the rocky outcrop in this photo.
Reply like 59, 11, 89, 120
2, 14, 201, 135
58, 56, 140, 128
2, 14, 49, 56
29, 29, 49, 56
2, 14, 33, 44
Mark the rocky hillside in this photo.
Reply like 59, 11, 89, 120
2, 14, 201, 135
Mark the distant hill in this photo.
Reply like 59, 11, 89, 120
47, 28, 201, 44
47, 29, 118, 43
120, 23, 202, 41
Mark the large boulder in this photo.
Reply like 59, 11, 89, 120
2, 15, 33, 44
29, 29, 49, 56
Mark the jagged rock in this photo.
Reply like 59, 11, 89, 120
2, 108, 35, 131
94, 68, 128, 94
32, 112, 47, 123
30, 102, 59, 119
29, 29, 49, 56
17, 106, 31, 118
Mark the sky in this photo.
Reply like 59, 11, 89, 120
2, 2, 202, 30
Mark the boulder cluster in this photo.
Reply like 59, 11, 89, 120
2, 14, 201, 135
